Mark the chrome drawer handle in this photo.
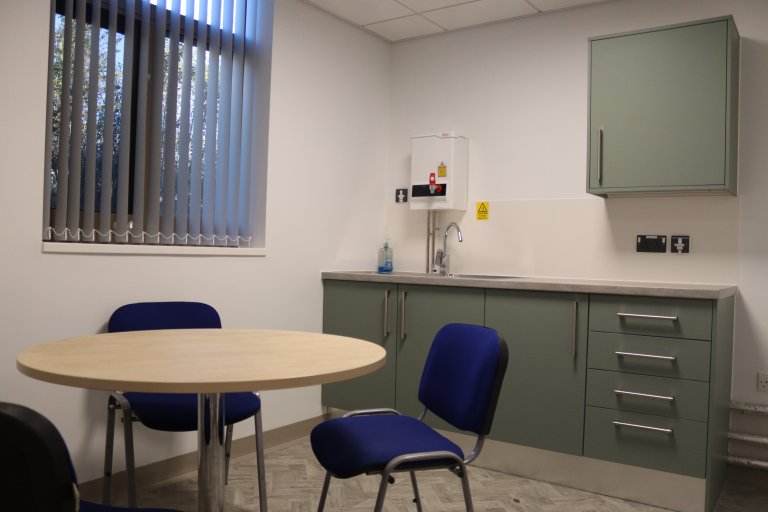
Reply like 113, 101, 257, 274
615, 351, 676, 362
617, 312, 678, 321
614, 389, 675, 402
613, 421, 673, 434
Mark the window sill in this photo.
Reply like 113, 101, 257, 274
42, 242, 266, 257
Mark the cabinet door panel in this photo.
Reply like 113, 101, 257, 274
485, 290, 588, 455
322, 280, 397, 410
589, 19, 732, 193
395, 285, 485, 430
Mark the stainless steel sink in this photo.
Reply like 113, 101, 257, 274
447, 274, 519, 280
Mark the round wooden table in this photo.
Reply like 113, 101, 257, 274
17, 329, 386, 512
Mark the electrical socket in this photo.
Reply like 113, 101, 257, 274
759, 372, 768, 392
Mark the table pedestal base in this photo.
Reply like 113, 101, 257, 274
198, 393, 226, 511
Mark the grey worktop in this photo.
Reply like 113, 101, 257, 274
321, 271, 737, 300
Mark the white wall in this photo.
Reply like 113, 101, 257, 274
386, 0, 768, 410
0, 0, 390, 482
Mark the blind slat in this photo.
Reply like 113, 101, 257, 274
145, 0, 168, 244
202, 0, 222, 244
188, 0, 209, 243
215, 0, 234, 245
98, 0, 119, 242
66, 0, 88, 240
115, 0, 137, 243
131, 0, 152, 243
227, 0, 246, 244
53, 0, 74, 240
239, 0, 258, 240
82, 0, 102, 241
160, 0, 182, 242
175, 0, 197, 244
43, 0, 57, 240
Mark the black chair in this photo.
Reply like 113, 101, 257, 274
310, 323, 508, 512
0, 401, 180, 512
102, 301, 266, 510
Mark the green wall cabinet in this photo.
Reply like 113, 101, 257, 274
485, 290, 589, 455
588, 17, 739, 195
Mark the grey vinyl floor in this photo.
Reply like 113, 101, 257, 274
127, 439, 768, 512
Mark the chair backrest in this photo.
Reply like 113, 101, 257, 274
0, 402, 78, 512
108, 301, 221, 332
417, 323, 508, 436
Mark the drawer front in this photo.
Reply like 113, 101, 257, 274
584, 406, 707, 478
590, 295, 712, 340
588, 331, 711, 381
586, 369, 709, 421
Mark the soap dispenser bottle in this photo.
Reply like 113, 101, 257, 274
377, 238, 393, 274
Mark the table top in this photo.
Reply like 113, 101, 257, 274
17, 329, 386, 393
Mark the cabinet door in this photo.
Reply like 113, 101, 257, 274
485, 290, 588, 455
395, 285, 485, 429
322, 280, 397, 410
588, 19, 734, 194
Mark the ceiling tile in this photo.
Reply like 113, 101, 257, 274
305, 0, 413, 26
365, 15, 445, 42
397, 0, 469, 12
527, 0, 609, 12
422, 0, 538, 31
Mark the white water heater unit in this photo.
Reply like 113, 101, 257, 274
409, 132, 468, 211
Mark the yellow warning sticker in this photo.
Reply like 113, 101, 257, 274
437, 162, 447, 177
476, 201, 489, 221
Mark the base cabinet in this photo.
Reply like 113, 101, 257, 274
321, 278, 734, 512
322, 281, 485, 431
485, 290, 588, 455
322, 280, 397, 410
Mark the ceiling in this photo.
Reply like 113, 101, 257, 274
301, 0, 617, 42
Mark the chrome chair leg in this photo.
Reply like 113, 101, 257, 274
255, 409, 268, 512
122, 404, 137, 508
373, 472, 392, 512
224, 424, 234, 484
458, 463, 474, 512
102, 395, 117, 505
410, 471, 423, 512
317, 472, 332, 512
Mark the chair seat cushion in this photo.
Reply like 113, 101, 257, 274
310, 414, 464, 479
81, 501, 180, 512
123, 392, 260, 431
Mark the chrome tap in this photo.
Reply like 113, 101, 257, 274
435, 222, 462, 276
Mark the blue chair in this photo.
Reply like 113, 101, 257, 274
102, 301, 267, 511
310, 323, 508, 512
0, 401, 180, 512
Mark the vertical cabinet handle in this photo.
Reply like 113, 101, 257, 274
399, 291, 407, 342
383, 289, 390, 339
572, 301, 578, 360
597, 128, 604, 185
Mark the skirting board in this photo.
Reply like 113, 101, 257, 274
442, 430, 705, 512
79, 414, 324, 502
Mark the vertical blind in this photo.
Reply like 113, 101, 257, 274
43, 0, 257, 246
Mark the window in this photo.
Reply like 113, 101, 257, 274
43, 0, 258, 247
